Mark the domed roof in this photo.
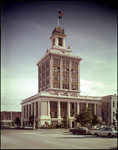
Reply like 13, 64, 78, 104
52, 26, 65, 35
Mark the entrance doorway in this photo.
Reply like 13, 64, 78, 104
72, 122, 74, 128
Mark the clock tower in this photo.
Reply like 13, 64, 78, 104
50, 26, 72, 54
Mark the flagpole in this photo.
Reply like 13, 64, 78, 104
57, 8, 59, 26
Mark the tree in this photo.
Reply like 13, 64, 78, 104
92, 114, 100, 126
75, 107, 93, 127
15, 117, 21, 126
45, 122, 49, 128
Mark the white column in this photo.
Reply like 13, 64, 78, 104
34, 102, 36, 117
38, 101, 40, 116
60, 57, 62, 89
78, 61, 80, 92
26, 105, 27, 118
28, 104, 29, 117
50, 55, 53, 88
31, 103, 33, 116
63, 38, 65, 48
94, 104, 96, 115
111, 99, 113, 124
77, 102, 79, 115
48, 101, 50, 117
24, 106, 25, 118
58, 101, 61, 118
68, 102, 70, 118
69, 60, 71, 90
11, 111, 12, 121
86, 103, 88, 109
55, 36, 58, 46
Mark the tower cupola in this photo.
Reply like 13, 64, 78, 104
50, 26, 67, 48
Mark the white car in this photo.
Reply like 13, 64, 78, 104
24, 126, 33, 130
91, 127, 117, 138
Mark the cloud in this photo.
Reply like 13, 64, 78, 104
1, 77, 38, 111
80, 78, 116, 96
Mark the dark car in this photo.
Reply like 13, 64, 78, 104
69, 127, 88, 135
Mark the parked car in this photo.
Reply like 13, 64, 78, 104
15, 126, 20, 129
91, 127, 117, 138
24, 126, 33, 130
69, 127, 88, 135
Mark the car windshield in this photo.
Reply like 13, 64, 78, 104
111, 128, 115, 131
81, 127, 87, 130
75, 127, 80, 130
99, 128, 105, 131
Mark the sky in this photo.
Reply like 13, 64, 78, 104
1, 1, 117, 111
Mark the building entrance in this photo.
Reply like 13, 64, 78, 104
72, 122, 74, 128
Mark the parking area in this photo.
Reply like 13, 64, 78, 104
1, 129, 117, 149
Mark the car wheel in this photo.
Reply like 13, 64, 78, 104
108, 133, 112, 138
73, 132, 75, 135
95, 133, 99, 137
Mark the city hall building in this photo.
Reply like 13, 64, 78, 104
21, 26, 103, 128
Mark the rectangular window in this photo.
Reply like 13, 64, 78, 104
53, 83, 60, 88
39, 81, 42, 85
50, 102, 57, 108
53, 38, 55, 45
53, 75, 60, 80
53, 67, 60, 72
63, 60, 69, 66
43, 79, 45, 84
53, 58, 60, 64
50, 112, 57, 118
107, 112, 109, 117
39, 66, 41, 72
58, 37, 62, 46
71, 85, 78, 90
46, 59, 49, 65
39, 74, 42, 79
63, 68, 69, 74
46, 68, 49, 74
46, 84, 49, 89
72, 62, 78, 67
107, 102, 109, 107
63, 84, 69, 89
42, 63, 45, 70
63, 76, 69, 82
113, 101, 115, 107
71, 77, 78, 83
47, 76, 49, 81
80, 103, 86, 113
42, 86, 45, 90
61, 103, 67, 108
61, 112, 66, 118
42, 71, 45, 76
72, 70, 78, 75
113, 112, 115, 117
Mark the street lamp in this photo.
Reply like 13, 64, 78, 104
33, 103, 35, 130
70, 69, 76, 128
74, 91, 75, 128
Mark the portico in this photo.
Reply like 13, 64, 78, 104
21, 90, 102, 128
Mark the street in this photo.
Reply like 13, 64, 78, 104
1, 129, 117, 149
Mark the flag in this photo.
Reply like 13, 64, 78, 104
58, 10, 64, 16
58, 16, 62, 19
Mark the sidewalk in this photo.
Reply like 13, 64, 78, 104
35, 128, 69, 133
